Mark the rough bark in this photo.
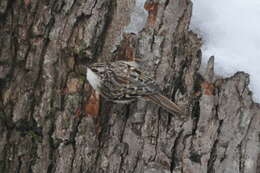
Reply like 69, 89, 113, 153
0, 0, 259, 173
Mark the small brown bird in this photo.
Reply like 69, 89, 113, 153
86, 61, 184, 115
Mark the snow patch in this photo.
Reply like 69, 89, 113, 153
124, 0, 148, 33
191, 0, 260, 102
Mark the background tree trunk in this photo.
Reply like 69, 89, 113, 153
0, 0, 259, 173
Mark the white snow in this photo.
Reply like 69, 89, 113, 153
124, 0, 148, 34
191, 0, 260, 102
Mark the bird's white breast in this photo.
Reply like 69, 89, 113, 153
86, 68, 101, 92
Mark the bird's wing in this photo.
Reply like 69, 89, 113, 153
108, 61, 161, 97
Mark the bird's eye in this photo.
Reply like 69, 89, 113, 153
92, 68, 98, 73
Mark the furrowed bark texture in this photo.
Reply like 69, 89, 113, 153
0, 0, 259, 173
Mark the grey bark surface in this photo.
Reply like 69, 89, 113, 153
0, 0, 259, 173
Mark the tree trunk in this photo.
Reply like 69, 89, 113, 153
0, 0, 259, 173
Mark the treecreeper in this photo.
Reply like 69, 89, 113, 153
86, 61, 185, 115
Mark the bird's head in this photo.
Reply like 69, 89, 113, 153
87, 63, 107, 75
86, 63, 107, 91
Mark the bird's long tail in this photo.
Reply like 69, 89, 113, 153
147, 94, 185, 115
